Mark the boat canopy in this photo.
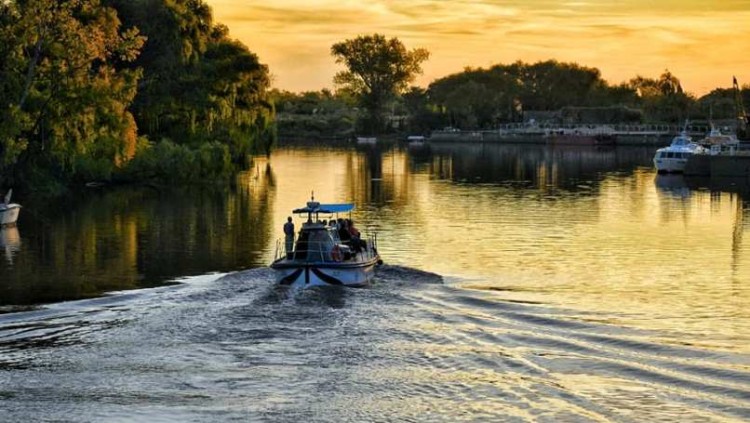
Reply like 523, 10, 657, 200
293, 203, 354, 214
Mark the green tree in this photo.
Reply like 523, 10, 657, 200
400, 87, 440, 134
331, 34, 429, 134
0, 0, 144, 189
107, 0, 275, 161
629, 70, 694, 123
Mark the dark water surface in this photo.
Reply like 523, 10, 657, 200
2, 142, 750, 421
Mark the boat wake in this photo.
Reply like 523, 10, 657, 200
1, 269, 749, 421
373, 264, 444, 285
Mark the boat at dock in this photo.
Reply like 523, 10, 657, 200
697, 125, 740, 151
653, 130, 707, 173
684, 144, 750, 177
682, 126, 748, 177
0, 189, 21, 227
270, 197, 382, 288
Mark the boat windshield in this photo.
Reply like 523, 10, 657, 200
293, 228, 336, 262
672, 135, 690, 146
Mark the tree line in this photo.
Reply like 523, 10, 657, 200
282, 34, 750, 138
0, 0, 275, 193
3, 14, 749, 192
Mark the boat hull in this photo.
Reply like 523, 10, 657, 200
654, 156, 690, 173
0, 205, 20, 226
271, 257, 379, 288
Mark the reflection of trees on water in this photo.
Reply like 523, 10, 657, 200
654, 174, 750, 282
0, 163, 276, 307
346, 144, 415, 210
427, 143, 655, 191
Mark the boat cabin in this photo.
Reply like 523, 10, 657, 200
288, 200, 356, 262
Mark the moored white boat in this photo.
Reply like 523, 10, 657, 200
698, 124, 741, 155
0, 189, 21, 227
271, 198, 381, 288
653, 130, 707, 173
356, 136, 377, 144
407, 135, 427, 150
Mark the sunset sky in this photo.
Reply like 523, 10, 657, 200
206, 0, 750, 96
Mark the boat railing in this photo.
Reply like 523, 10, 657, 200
274, 234, 379, 263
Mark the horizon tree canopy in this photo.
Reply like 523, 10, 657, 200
331, 34, 428, 133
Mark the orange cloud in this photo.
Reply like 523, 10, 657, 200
206, 0, 750, 95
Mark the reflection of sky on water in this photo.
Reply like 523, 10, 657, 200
2, 143, 750, 350
269, 143, 750, 349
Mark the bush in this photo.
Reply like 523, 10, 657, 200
118, 138, 234, 183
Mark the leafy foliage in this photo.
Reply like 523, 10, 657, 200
331, 34, 429, 134
0, 0, 144, 189
425, 62, 723, 128
0, 0, 274, 191
118, 138, 233, 183
271, 89, 357, 139
107, 0, 276, 160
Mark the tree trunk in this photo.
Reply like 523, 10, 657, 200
19, 38, 43, 110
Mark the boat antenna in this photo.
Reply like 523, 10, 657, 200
4, 188, 11, 205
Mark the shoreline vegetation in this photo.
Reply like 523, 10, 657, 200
1, 0, 275, 195
1, 1, 748, 196
275, 63, 750, 142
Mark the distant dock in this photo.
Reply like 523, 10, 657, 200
429, 123, 713, 146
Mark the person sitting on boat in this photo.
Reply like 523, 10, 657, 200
283, 216, 295, 259
338, 219, 351, 244
348, 219, 363, 253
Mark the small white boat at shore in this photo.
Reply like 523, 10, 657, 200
407, 135, 427, 149
271, 197, 382, 288
0, 189, 21, 227
356, 136, 377, 145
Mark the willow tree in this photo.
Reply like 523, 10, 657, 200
0, 0, 144, 188
331, 34, 429, 134
107, 0, 275, 160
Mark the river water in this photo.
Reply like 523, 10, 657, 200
2, 142, 750, 421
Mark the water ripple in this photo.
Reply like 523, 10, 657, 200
0, 268, 749, 421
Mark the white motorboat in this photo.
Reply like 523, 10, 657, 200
0, 189, 21, 227
271, 198, 382, 288
653, 130, 707, 173
407, 135, 427, 150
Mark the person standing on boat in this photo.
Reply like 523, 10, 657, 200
284, 216, 295, 258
